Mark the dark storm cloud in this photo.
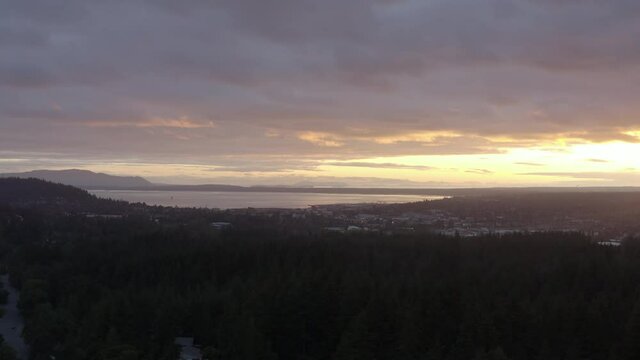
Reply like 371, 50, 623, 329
2, 0, 640, 166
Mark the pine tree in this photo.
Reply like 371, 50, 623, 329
619, 299, 640, 360
334, 311, 375, 360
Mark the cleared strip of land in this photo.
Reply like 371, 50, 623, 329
0, 275, 28, 360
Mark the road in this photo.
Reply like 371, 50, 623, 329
0, 275, 29, 359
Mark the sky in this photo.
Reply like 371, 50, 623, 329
2, 0, 640, 187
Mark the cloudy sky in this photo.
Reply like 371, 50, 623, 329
2, 0, 640, 187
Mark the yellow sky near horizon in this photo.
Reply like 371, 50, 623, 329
4, 0, 640, 188
13, 139, 632, 188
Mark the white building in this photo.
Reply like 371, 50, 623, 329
597, 239, 623, 247
210, 222, 233, 230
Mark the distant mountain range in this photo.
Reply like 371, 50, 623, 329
2, 169, 640, 196
0, 169, 152, 189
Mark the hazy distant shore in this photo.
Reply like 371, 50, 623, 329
90, 189, 443, 209
86, 184, 640, 197
5, 170, 640, 197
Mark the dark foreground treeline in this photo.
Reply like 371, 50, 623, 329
1, 211, 640, 360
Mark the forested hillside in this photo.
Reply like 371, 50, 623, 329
2, 214, 640, 360
0, 178, 136, 214
0, 170, 152, 189
2, 179, 640, 360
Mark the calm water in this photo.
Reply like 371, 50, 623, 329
90, 190, 444, 209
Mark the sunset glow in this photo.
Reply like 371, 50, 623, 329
2, 0, 640, 187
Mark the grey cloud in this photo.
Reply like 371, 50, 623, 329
0, 26, 47, 47
3, 0, 88, 24
2, 0, 640, 170
0, 64, 53, 87
205, 159, 322, 173
324, 162, 433, 170
4, 0, 639, 89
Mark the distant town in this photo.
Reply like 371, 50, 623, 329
80, 191, 634, 251
207, 198, 632, 245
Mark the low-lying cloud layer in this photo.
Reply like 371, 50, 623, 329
2, 0, 640, 185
